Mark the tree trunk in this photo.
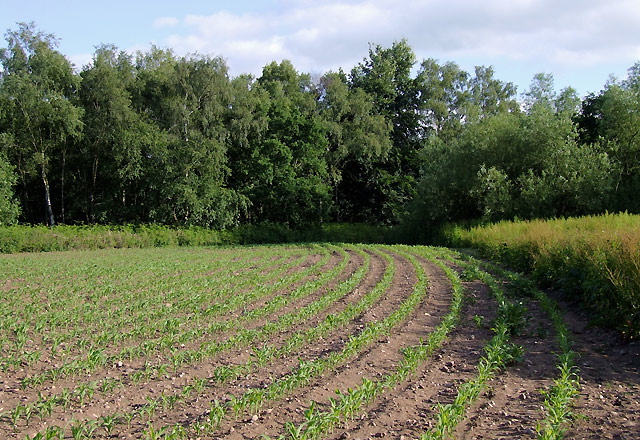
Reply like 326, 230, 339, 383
41, 152, 55, 227
60, 149, 66, 224
334, 177, 341, 222
90, 155, 98, 223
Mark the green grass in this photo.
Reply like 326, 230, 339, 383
0, 222, 391, 253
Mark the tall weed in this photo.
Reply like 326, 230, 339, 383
443, 212, 640, 339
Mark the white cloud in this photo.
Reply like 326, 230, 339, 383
183, 12, 266, 39
152, 0, 640, 88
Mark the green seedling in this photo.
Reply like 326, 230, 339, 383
99, 414, 117, 436
207, 400, 226, 430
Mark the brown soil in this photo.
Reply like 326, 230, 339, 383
1, 248, 341, 438
555, 294, 640, 440
322, 271, 499, 440
452, 297, 560, 439
1, 246, 639, 440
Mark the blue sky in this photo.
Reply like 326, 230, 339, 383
2, 0, 639, 97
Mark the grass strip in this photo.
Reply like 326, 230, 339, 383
443, 213, 640, 339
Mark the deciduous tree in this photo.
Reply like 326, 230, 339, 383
0, 22, 82, 225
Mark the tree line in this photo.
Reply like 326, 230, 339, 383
0, 23, 639, 235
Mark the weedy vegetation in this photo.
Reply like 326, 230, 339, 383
443, 212, 640, 339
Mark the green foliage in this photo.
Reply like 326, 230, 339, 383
318, 72, 392, 221
0, 22, 83, 226
247, 61, 331, 227
0, 222, 391, 253
402, 80, 617, 240
130, 49, 246, 228
471, 165, 513, 222
575, 67, 640, 213
346, 40, 421, 223
0, 149, 20, 225
76, 44, 145, 223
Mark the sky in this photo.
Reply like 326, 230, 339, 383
2, 0, 639, 98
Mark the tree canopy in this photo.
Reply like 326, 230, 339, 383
1, 23, 638, 237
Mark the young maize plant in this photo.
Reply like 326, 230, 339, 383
280, 247, 522, 440
1, 246, 278, 359
18, 246, 333, 389
445, 249, 581, 440
271, 246, 466, 440
141, 247, 413, 437
16, 248, 332, 396
20, 245, 365, 439
418, 254, 527, 439
430, 249, 580, 439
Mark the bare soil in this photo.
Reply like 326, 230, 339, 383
555, 293, 640, 440
1, 246, 639, 440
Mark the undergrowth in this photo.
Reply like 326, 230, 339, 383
0, 222, 390, 253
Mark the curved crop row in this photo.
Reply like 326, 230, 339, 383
17, 246, 338, 389
0, 243, 584, 440
0, 246, 308, 367
270, 246, 464, 440
0, 249, 311, 370
7, 245, 362, 435
419, 256, 524, 439
141, 246, 426, 439
443, 249, 580, 439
